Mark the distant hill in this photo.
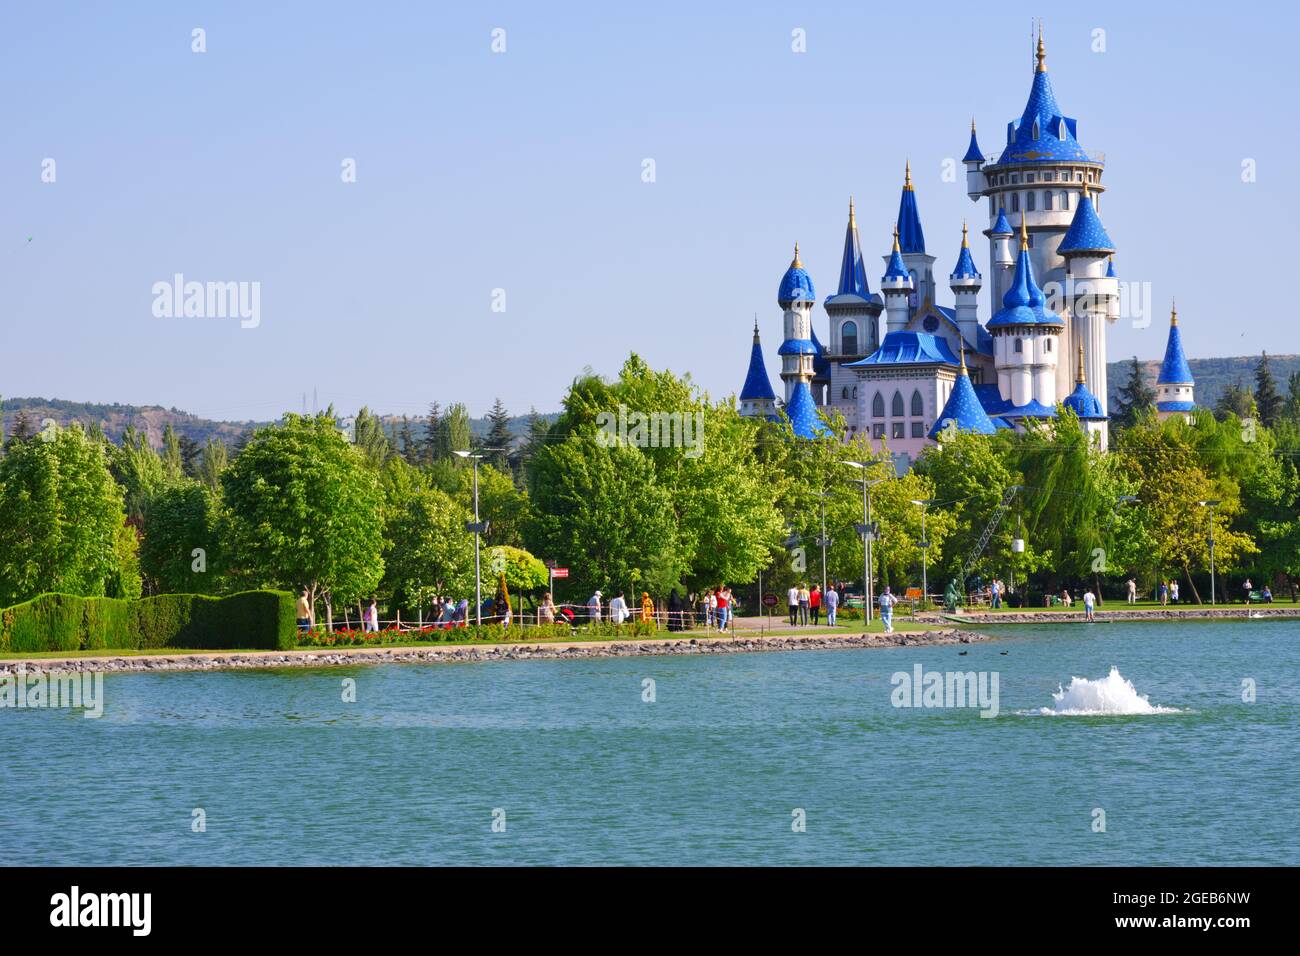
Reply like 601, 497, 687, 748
0, 397, 557, 449
1105, 354, 1299, 414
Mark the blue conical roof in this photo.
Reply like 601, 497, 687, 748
999, 44, 1090, 165
782, 380, 825, 438
986, 226, 1064, 328
1106, 256, 1116, 278
929, 360, 996, 439
950, 225, 980, 280
1157, 309, 1193, 385
962, 123, 984, 163
834, 201, 870, 297
1063, 381, 1106, 420
991, 208, 1013, 235
1058, 192, 1114, 254
739, 325, 776, 402
896, 164, 925, 253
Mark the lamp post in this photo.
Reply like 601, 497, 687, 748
911, 498, 933, 609
1198, 499, 1221, 605
454, 450, 487, 626
842, 461, 883, 622
816, 490, 830, 598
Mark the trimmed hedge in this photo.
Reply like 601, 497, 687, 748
0, 590, 297, 653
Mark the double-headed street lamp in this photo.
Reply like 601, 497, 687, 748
911, 498, 934, 608
453, 451, 486, 625
1198, 499, 1222, 605
842, 461, 883, 622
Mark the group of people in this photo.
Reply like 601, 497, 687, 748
785, 583, 842, 627
695, 587, 736, 631
582, 590, 658, 626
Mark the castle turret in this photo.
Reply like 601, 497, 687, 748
1155, 303, 1195, 423
949, 222, 983, 349
881, 227, 913, 334
776, 243, 817, 405
987, 219, 1064, 409
824, 197, 882, 361
929, 346, 997, 441
738, 318, 777, 419
1063, 343, 1108, 447
987, 208, 1015, 309
1058, 179, 1116, 412
963, 119, 985, 200
891, 161, 936, 310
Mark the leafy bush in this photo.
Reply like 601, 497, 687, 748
0, 590, 296, 653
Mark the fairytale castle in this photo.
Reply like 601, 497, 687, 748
738, 29, 1194, 464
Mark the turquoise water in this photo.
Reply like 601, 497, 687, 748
2, 619, 1296, 865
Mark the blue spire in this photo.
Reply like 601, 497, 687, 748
991, 208, 1013, 235
739, 320, 776, 402
1156, 305, 1193, 385
783, 380, 826, 438
1058, 187, 1114, 254
962, 120, 984, 163
1062, 345, 1106, 419
896, 161, 925, 253
928, 351, 996, 439
1106, 256, 1116, 278
986, 221, 1064, 328
777, 243, 816, 307
999, 29, 1090, 165
950, 223, 980, 280
883, 228, 910, 282
835, 197, 870, 297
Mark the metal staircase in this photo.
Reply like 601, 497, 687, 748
960, 485, 1021, 590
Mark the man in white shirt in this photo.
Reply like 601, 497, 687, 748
825, 587, 839, 626
587, 590, 602, 623
878, 587, 895, 632
1083, 589, 1096, 623
787, 585, 799, 627
609, 591, 627, 625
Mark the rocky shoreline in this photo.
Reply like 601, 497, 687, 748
926, 606, 1300, 625
2, 629, 986, 675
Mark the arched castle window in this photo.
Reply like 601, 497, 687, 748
891, 391, 905, 418
1060, 190, 1069, 210
872, 393, 884, 418
852, 386, 858, 399
1045, 338, 1052, 352
1026, 191, 1036, 211
1011, 193, 1020, 212
1014, 338, 1023, 353
1043, 191, 1053, 211
1032, 119, 1040, 140
910, 390, 923, 417
841, 320, 858, 354
841, 387, 850, 400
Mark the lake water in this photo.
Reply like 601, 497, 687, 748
3, 619, 1296, 865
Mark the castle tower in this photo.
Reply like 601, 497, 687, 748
824, 197, 882, 361
1155, 303, 1195, 423
776, 243, 817, 405
929, 346, 997, 441
1063, 343, 1109, 448
987, 207, 1015, 309
880, 227, 913, 334
987, 219, 1063, 410
949, 222, 983, 348
738, 317, 777, 419
1058, 179, 1117, 410
889, 161, 936, 312
963, 119, 985, 200
967, 24, 1104, 327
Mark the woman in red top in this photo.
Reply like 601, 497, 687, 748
809, 585, 822, 625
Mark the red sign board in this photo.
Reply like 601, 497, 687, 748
551, 568, 569, 578
762, 593, 779, 608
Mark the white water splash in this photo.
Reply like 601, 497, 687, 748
1039, 666, 1180, 716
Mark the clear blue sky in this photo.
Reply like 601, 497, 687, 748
2, 1, 1294, 421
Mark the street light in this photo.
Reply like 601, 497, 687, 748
1198, 499, 1221, 605
814, 490, 831, 598
842, 461, 883, 622
911, 498, 934, 609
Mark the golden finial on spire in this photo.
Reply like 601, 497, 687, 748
849, 195, 855, 227
892, 225, 901, 253
961, 220, 969, 248
1081, 177, 1090, 200
959, 343, 968, 374
904, 159, 913, 191
1019, 216, 1029, 250
792, 242, 802, 269
971, 116, 977, 133
1035, 21, 1046, 73
1077, 343, 1086, 384
1170, 299, 1178, 326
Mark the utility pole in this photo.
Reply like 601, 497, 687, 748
912, 498, 934, 609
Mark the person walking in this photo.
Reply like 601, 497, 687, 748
1083, 588, 1096, 623
798, 583, 811, 626
539, 592, 557, 625
1126, 578, 1137, 604
879, 587, 896, 633
825, 585, 839, 627
991, 579, 1002, 610
609, 591, 628, 625
714, 586, 729, 631
787, 584, 799, 627
809, 585, 822, 625
705, 588, 716, 629
1242, 578, 1253, 604
364, 597, 379, 633
587, 590, 603, 623
641, 591, 656, 626
1159, 581, 1168, 606
1170, 580, 1179, 605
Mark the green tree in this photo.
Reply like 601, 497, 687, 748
484, 398, 513, 472
1112, 356, 1156, 430
110, 425, 166, 522
1214, 381, 1255, 421
141, 481, 225, 594
198, 437, 228, 493
352, 407, 391, 469
1254, 352, 1283, 428
0, 424, 129, 605
161, 423, 184, 482
222, 413, 385, 626
381, 484, 474, 614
